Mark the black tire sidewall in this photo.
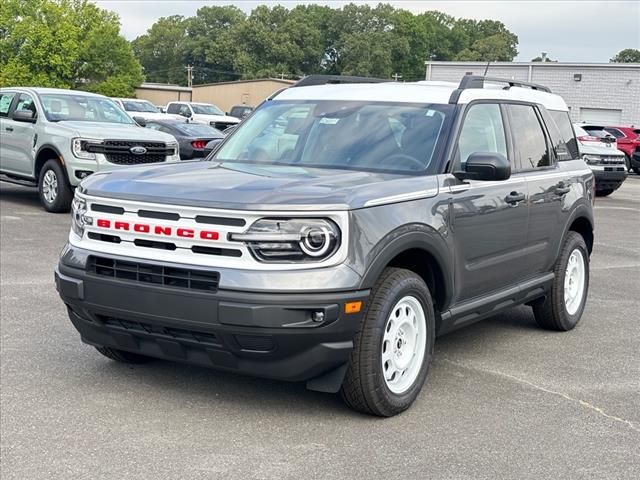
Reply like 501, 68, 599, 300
38, 159, 72, 212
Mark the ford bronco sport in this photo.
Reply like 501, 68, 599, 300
0, 88, 180, 212
55, 75, 595, 416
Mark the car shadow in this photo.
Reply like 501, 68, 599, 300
75, 305, 541, 418
0, 184, 42, 210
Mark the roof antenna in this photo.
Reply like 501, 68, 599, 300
483, 61, 491, 76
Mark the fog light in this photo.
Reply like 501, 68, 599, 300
75, 170, 93, 179
311, 311, 325, 323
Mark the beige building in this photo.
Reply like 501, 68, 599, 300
134, 83, 192, 107
192, 78, 295, 113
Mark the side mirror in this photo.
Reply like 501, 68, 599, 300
180, 111, 192, 118
13, 110, 36, 123
454, 152, 511, 181
133, 116, 146, 127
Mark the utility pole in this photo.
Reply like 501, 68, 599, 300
186, 65, 193, 88
392, 73, 402, 82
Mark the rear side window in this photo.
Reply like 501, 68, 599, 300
508, 104, 551, 169
604, 128, 624, 138
549, 110, 579, 159
166, 103, 182, 114
0, 92, 15, 117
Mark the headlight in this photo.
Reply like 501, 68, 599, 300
71, 138, 102, 160
230, 218, 340, 263
71, 194, 92, 237
582, 154, 601, 165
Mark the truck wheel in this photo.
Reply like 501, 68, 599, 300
624, 154, 631, 172
95, 346, 153, 364
340, 268, 435, 417
595, 189, 614, 197
38, 159, 73, 212
533, 231, 589, 331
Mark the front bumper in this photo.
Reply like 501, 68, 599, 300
590, 165, 627, 191
55, 255, 369, 391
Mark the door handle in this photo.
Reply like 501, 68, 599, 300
5, 127, 13, 132
505, 191, 526, 204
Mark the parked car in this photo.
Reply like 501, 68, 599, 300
166, 101, 240, 130
145, 119, 225, 160
57, 75, 595, 416
574, 124, 627, 196
0, 87, 180, 212
112, 98, 183, 123
228, 105, 254, 120
600, 125, 640, 174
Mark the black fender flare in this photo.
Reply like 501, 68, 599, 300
557, 202, 595, 258
358, 223, 454, 311
34, 144, 66, 178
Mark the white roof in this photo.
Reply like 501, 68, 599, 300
0, 87, 106, 98
276, 80, 568, 112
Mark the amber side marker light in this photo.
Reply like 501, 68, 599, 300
344, 301, 362, 314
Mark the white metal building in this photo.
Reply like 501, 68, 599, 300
425, 62, 640, 125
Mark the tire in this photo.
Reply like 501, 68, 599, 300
38, 159, 73, 212
624, 154, 631, 172
95, 346, 153, 364
533, 231, 589, 331
340, 267, 435, 417
595, 189, 614, 197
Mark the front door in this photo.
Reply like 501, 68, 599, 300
447, 102, 529, 303
2, 93, 38, 176
0, 91, 19, 173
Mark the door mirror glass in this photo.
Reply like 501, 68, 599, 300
454, 152, 511, 181
133, 116, 146, 127
12, 109, 36, 123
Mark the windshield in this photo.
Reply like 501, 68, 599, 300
213, 101, 453, 174
122, 100, 158, 113
40, 94, 134, 124
174, 123, 224, 137
192, 103, 224, 115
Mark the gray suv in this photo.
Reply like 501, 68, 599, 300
55, 76, 595, 416
0, 88, 180, 212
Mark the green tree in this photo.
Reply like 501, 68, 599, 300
610, 48, 640, 63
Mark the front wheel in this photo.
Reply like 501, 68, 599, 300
533, 231, 589, 331
340, 268, 435, 417
38, 159, 73, 212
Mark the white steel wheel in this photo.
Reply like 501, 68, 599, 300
42, 169, 58, 204
564, 248, 586, 316
381, 295, 427, 394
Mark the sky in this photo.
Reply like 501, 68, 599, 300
94, 1, 640, 63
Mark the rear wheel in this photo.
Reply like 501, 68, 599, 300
340, 268, 435, 417
596, 189, 614, 197
533, 231, 589, 331
95, 346, 153, 364
38, 159, 73, 212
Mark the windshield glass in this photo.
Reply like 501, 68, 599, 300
192, 103, 224, 115
213, 101, 453, 174
122, 100, 158, 113
40, 94, 134, 124
174, 123, 224, 137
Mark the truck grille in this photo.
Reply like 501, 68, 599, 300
88, 256, 219, 293
87, 140, 173, 165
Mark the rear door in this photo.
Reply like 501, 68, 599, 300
507, 104, 573, 276
448, 102, 529, 302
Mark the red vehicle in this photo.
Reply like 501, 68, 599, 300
583, 124, 640, 174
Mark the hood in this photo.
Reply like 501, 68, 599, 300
53, 121, 176, 143
81, 161, 440, 211
577, 141, 625, 156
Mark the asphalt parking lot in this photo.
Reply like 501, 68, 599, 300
1, 176, 639, 480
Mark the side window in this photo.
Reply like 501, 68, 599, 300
548, 110, 579, 160
455, 103, 507, 169
179, 104, 191, 117
166, 103, 181, 114
0, 92, 16, 118
508, 104, 551, 169
14, 94, 37, 118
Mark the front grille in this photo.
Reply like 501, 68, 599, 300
211, 121, 235, 130
87, 140, 173, 165
88, 256, 219, 292
599, 156, 625, 164
99, 316, 221, 347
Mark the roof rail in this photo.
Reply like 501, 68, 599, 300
448, 74, 552, 103
292, 75, 388, 88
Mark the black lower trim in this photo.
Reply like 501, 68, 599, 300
593, 169, 627, 191
56, 263, 368, 386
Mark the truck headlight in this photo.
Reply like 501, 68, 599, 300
71, 194, 92, 237
230, 218, 340, 263
71, 138, 102, 160
582, 154, 601, 165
